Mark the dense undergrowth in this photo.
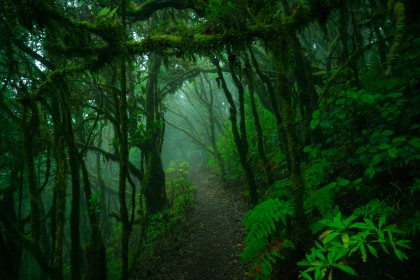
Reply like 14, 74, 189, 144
210, 33, 420, 280
107, 161, 196, 279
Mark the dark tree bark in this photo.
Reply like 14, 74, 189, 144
0, 168, 22, 280
22, 105, 41, 244
117, 2, 132, 278
50, 91, 68, 280
269, 41, 311, 277
244, 59, 274, 186
214, 56, 258, 205
61, 87, 82, 280
143, 53, 167, 215
203, 75, 227, 181
80, 158, 107, 280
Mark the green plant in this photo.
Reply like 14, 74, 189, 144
88, 192, 102, 215
205, 0, 235, 20
298, 206, 411, 280
241, 199, 294, 280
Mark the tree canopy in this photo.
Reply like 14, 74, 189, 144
1, 0, 419, 279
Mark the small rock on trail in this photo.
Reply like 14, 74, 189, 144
132, 176, 249, 280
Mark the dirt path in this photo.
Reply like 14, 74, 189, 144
133, 177, 249, 280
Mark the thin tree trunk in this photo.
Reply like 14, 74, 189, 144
62, 92, 82, 280
22, 105, 41, 244
119, 1, 131, 278
80, 158, 107, 280
244, 60, 274, 186
50, 91, 68, 280
214, 57, 258, 205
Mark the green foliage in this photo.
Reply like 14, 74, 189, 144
210, 91, 284, 186
299, 205, 411, 280
166, 160, 195, 210
242, 199, 294, 279
205, 0, 236, 21
243, 32, 420, 279
88, 192, 102, 215
305, 181, 339, 217
138, 161, 196, 266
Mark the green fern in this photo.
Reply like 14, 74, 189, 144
401, 212, 420, 236
242, 199, 293, 279
353, 199, 395, 219
305, 181, 339, 217
267, 178, 290, 199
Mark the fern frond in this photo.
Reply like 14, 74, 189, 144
353, 199, 394, 219
242, 199, 293, 279
305, 182, 339, 217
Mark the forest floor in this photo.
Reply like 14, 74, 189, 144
132, 173, 250, 280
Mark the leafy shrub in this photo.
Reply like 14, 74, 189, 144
241, 199, 294, 280
298, 205, 411, 280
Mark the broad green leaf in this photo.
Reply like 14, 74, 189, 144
323, 231, 340, 244
393, 248, 408, 260
310, 119, 320, 129
394, 240, 412, 249
333, 212, 342, 228
344, 214, 358, 226
408, 137, 420, 148
355, 146, 367, 154
381, 130, 394, 136
372, 153, 385, 165
336, 98, 345, 105
297, 261, 312, 267
360, 243, 367, 262
360, 94, 375, 104
341, 233, 350, 248
333, 264, 358, 276
314, 266, 321, 280
379, 216, 386, 228
337, 178, 350, 186
300, 271, 313, 280
364, 218, 376, 229
388, 230, 394, 241
364, 166, 376, 180
367, 244, 378, 257
304, 146, 312, 152
392, 136, 406, 144
353, 178, 363, 184
388, 92, 403, 98
378, 143, 391, 150
315, 250, 326, 260
312, 110, 321, 119
327, 250, 334, 265
350, 223, 371, 230
388, 147, 398, 158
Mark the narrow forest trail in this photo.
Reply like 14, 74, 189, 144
133, 175, 249, 280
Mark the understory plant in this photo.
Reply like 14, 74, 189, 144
136, 161, 196, 269
240, 40, 420, 279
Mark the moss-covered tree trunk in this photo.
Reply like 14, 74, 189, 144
61, 88, 82, 280
270, 41, 311, 265
143, 53, 167, 215
22, 104, 41, 245
206, 78, 227, 182
118, 2, 132, 278
248, 46, 289, 167
0, 167, 22, 280
244, 58, 274, 186
50, 93, 67, 280
80, 158, 107, 280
